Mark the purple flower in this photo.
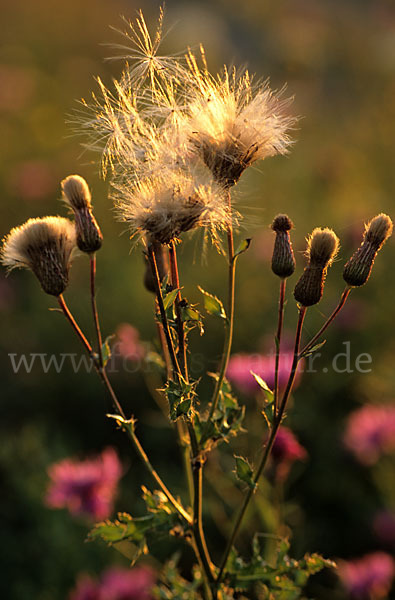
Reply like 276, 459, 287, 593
270, 426, 307, 480
46, 447, 122, 520
343, 404, 395, 465
226, 352, 302, 396
70, 567, 155, 600
338, 552, 395, 599
373, 511, 395, 546
115, 323, 146, 362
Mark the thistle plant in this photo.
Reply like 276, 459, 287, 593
2, 10, 394, 600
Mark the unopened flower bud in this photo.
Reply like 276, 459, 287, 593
61, 175, 103, 253
1, 217, 76, 296
294, 227, 339, 306
143, 237, 168, 293
343, 214, 393, 287
271, 214, 295, 278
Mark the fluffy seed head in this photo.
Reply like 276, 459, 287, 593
115, 170, 232, 246
185, 61, 295, 187
307, 227, 339, 268
1, 217, 76, 296
61, 175, 92, 210
343, 213, 393, 287
271, 214, 295, 278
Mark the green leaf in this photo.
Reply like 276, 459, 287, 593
251, 372, 273, 396
88, 512, 151, 545
196, 378, 245, 451
101, 334, 115, 367
165, 378, 197, 421
163, 288, 180, 310
234, 238, 251, 258
300, 340, 326, 358
198, 286, 227, 320
181, 305, 200, 322
235, 455, 256, 490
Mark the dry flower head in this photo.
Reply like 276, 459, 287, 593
1, 217, 76, 296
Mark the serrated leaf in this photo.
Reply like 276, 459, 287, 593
163, 288, 180, 310
101, 334, 115, 367
88, 512, 150, 545
234, 238, 251, 258
198, 286, 227, 320
235, 455, 256, 489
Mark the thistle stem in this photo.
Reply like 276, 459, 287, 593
147, 244, 181, 378
216, 306, 307, 587
208, 189, 235, 422
167, 241, 215, 590
89, 253, 103, 368
57, 294, 191, 525
299, 286, 351, 357
273, 279, 286, 418
169, 241, 188, 378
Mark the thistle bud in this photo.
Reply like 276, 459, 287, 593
61, 175, 103, 253
1, 217, 76, 296
143, 237, 168, 294
294, 227, 339, 306
271, 214, 295, 278
343, 214, 393, 287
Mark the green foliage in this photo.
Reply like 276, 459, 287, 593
195, 379, 245, 451
165, 378, 197, 421
163, 288, 181, 310
153, 556, 204, 599
101, 334, 115, 367
234, 455, 256, 490
225, 535, 336, 598
233, 238, 251, 259
251, 372, 275, 426
198, 286, 227, 320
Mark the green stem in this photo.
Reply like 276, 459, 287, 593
57, 294, 191, 525
299, 286, 351, 357
273, 278, 286, 418
208, 189, 235, 422
216, 306, 307, 587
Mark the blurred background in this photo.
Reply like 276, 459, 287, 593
1, 0, 394, 598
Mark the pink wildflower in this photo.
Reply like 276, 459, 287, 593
70, 567, 155, 600
115, 323, 146, 362
271, 426, 307, 480
343, 404, 395, 465
46, 447, 122, 520
338, 552, 395, 599
226, 352, 302, 396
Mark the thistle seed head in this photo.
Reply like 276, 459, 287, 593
115, 170, 232, 246
343, 213, 393, 287
62, 175, 103, 253
307, 227, 340, 268
271, 214, 295, 278
61, 174, 92, 211
1, 217, 76, 296
294, 227, 339, 306
365, 213, 393, 250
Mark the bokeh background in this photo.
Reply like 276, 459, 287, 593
1, 0, 394, 598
